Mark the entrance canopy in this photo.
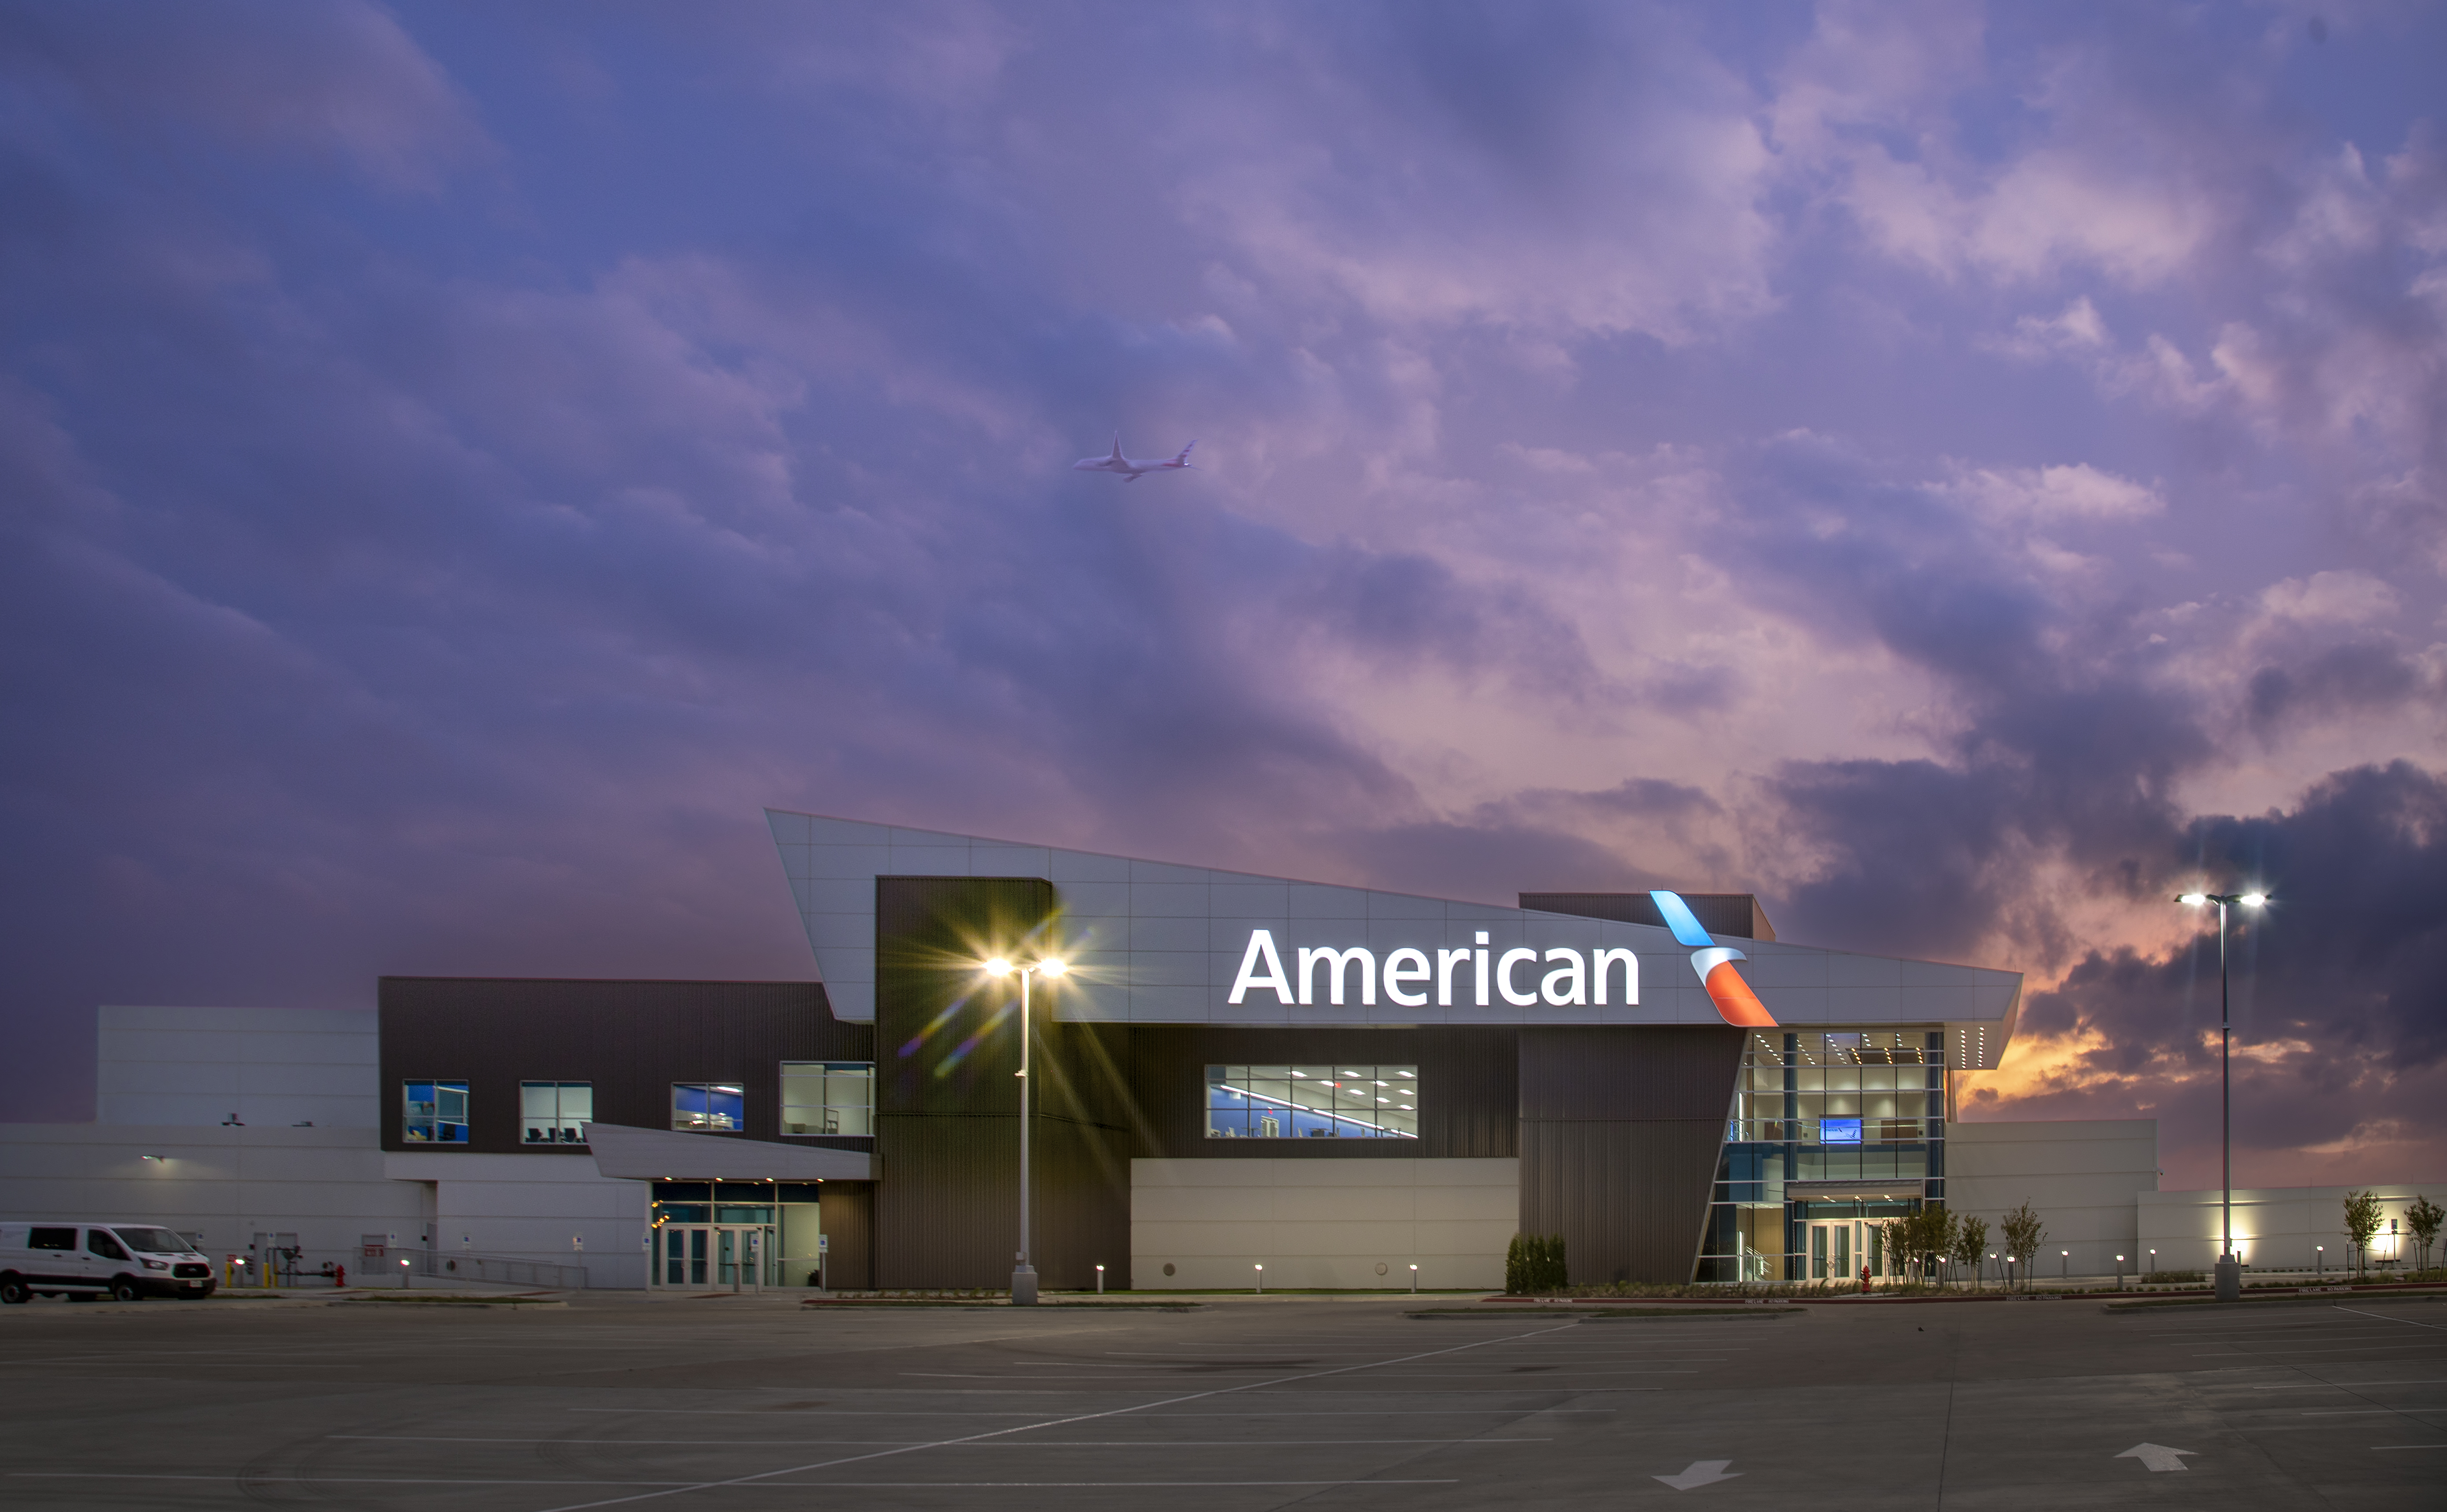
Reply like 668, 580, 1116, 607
585, 1122, 874, 1182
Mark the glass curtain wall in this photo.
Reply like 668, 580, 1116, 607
1693, 1029, 1946, 1282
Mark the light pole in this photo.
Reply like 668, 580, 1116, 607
984, 953, 1066, 1305
2177, 889, 2267, 1302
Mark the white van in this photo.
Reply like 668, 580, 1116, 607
0, 1222, 217, 1302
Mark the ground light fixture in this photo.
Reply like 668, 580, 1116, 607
2061, 1249, 2070, 1280
1255, 1262, 1264, 1294
1095, 1263, 1105, 1295
982, 953, 1065, 1304
1410, 1263, 1419, 1294
2177, 888, 2270, 1301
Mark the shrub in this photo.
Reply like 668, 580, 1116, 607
1505, 1232, 1568, 1293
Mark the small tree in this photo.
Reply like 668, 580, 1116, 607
1893, 1204, 1951, 1286
2000, 1201, 2048, 1292
2406, 1195, 2444, 1273
2342, 1190, 2385, 1279
1952, 1214, 1991, 1291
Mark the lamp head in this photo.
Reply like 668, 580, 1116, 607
983, 957, 1013, 978
1038, 956, 1067, 978
2240, 892, 2267, 909
2178, 892, 2208, 907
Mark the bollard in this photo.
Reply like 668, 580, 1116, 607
1409, 1263, 1419, 1294
1254, 1263, 1263, 1295
1095, 1264, 1105, 1295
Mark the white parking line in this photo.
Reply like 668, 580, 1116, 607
529, 1317, 1582, 1512
565, 1406, 1619, 1417
2252, 1379, 2447, 1390
328, 1434, 1553, 1447
13, 1474, 1462, 1489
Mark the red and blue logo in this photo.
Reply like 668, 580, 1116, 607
1650, 890, 1777, 1028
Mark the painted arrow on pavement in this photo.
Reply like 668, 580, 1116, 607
1655, 1460, 1741, 1490
2116, 1443, 2197, 1472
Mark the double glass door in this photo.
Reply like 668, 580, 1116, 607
659, 1225, 768, 1288
1810, 1219, 1901, 1281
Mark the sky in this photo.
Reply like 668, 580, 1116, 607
2, 1, 2442, 1191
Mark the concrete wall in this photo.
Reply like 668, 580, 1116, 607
97, 1006, 378, 1129
1132, 1157, 1517, 1290
1945, 1119, 2157, 1278
386, 1151, 651, 1288
2139, 1182, 2447, 1273
0, 1122, 417, 1266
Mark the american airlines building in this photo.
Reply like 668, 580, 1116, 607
762, 810, 2022, 1290
9, 809, 2187, 1294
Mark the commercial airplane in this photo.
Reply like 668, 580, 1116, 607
1074, 437, 1196, 481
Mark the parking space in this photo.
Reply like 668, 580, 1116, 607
1, 1293, 2441, 1508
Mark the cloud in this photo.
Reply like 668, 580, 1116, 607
1939, 463, 2164, 525
1, 0, 489, 191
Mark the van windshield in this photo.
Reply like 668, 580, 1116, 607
110, 1227, 189, 1254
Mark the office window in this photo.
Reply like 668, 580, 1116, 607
780, 1063, 873, 1137
403, 1081, 469, 1143
521, 1082, 593, 1144
671, 1082, 744, 1132
1205, 1065, 1418, 1139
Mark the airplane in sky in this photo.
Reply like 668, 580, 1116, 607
1074, 437, 1196, 481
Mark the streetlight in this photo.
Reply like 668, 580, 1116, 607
2177, 889, 2268, 1302
2061, 1249, 2070, 1282
983, 953, 1066, 1305
2115, 1254, 2125, 1292
2317, 1244, 2325, 1280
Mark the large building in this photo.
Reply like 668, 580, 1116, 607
17, 810, 2417, 1291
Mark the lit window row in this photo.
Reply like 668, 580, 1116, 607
1206, 1064, 1418, 1140
401, 1064, 875, 1144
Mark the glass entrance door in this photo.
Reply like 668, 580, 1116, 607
1810, 1222, 1854, 1280
659, 1225, 771, 1288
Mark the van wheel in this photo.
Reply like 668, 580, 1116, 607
111, 1279, 142, 1302
0, 1279, 27, 1305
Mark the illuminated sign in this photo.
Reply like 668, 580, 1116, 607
1227, 929, 1638, 1008
1222, 889, 1778, 1027
1820, 1118, 1862, 1144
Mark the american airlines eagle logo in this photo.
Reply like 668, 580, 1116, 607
1650, 890, 1777, 1028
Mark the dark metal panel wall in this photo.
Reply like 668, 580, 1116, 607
376, 978, 872, 1155
872, 877, 1135, 1290
1518, 1025, 1744, 1284
818, 1182, 875, 1290
1126, 1027, 1517, 1160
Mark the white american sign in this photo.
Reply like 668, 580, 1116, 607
1227, 928, 1638, 1009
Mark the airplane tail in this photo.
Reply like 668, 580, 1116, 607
1110, 436, 1125, 463
1169, 440, 1197, 468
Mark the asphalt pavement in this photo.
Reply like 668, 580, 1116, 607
1, 1288, 2441, 1508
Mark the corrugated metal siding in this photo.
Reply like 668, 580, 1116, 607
376, 978, 872, 1155
873, 877, 1133, 1289
1519, 892, 1774, 942
1518, 1025, 1743, 1284
818, 1182, 875, 1289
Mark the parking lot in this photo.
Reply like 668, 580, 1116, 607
1, 1290, 2442, 1509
